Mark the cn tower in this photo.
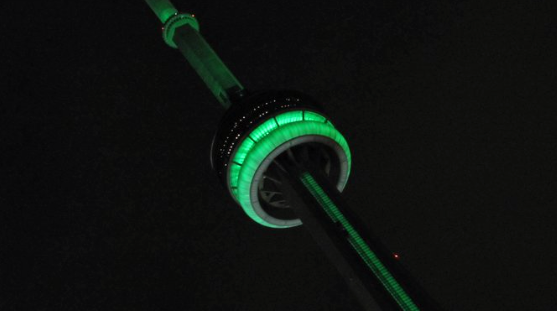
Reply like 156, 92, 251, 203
143, 1, 442, 310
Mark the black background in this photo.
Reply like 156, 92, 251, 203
2, 1, 556, 310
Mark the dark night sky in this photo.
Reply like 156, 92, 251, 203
2, 1, 557, 310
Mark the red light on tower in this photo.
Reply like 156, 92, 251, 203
393, 253, 400, 260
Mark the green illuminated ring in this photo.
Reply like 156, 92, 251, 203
227, 110, 352, 228
249, 135, 349, 227
163, 13, 200, 48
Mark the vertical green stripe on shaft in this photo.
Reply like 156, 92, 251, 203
145, 0, 178, 23
173, 25, 244, 109
299, 172, 420, 311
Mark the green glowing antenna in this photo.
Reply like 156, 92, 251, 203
145, 0, 177, 23
145, 0, 244, 108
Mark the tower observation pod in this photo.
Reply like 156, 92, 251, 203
143, 1, 444, 310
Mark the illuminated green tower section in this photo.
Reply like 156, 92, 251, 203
144, 0, 353, 230
143, 1, 442, 310
145, 0, 244, 108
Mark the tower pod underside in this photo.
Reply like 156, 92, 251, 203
211, 91, 352, 228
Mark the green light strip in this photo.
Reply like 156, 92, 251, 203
299, 173, 420, 311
